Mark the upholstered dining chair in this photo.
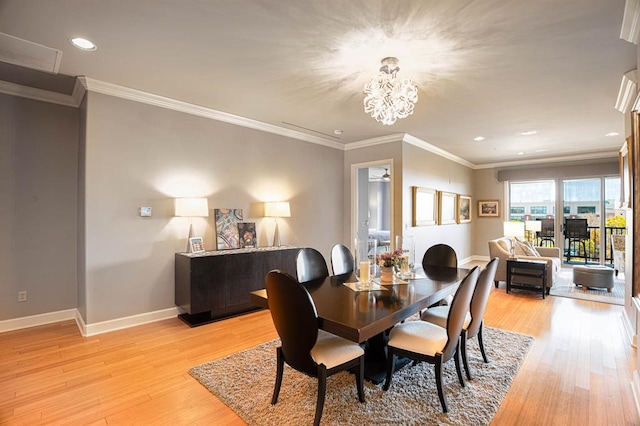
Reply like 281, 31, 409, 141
265, 270, 365, 426
421, 258, 499, 380
383, 266, 480, 413
422, 243, 458, 269
296, 248, 329, 283
330, 243, 355, 276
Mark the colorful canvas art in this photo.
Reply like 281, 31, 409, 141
237, 222, 257, 248
214, 209, 243, 249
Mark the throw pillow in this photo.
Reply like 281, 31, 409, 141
513, 238, 540, 257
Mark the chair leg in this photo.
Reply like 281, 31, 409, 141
454, 342, 465, 387
460, 330, 472, 380
477, 323, 489, 363
271, 347, 284, 405
435, 358, 448, 413
355, 355, 365, 403
383, 350, 396, 391
314, 366, 327, 426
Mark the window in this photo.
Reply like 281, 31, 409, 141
563, 206, 570, 214
577, 206, 596, 214
510, 207, 525, 214
530, 206, 547, 214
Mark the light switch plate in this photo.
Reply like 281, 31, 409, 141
139, 207, 152, 217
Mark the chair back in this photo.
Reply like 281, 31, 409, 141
466, 258, 499, 339
265, 270, 319, 376
330, 244, 354, 276
442, 266, 480, 360
422, 244, 458, 269
296, 248, 329, 283
565, 218, 588, 239
540, 219, 554, 237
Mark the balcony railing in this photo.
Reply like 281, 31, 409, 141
560, 226, 625, 264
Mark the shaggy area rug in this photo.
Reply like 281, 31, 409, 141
189, 327, 533, 425
549, 267, 624, 305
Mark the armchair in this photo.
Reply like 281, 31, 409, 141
610, 234, 625, 277
488, 237, 561, 289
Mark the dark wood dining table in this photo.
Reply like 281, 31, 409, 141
250, 265, 471, 383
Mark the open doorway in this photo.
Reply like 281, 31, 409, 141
351, 160, 393, 253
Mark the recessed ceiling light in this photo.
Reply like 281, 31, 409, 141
535, 149, 548, 153
333, 129, 343, 135
69, 37, 97, 51
473, 136, 485, 142
519, 130, 537, 136
517, 151, 525, 156
605, 132, 620, 137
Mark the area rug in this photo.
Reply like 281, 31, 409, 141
189, 327, 533, 425
549, 267, 624, 305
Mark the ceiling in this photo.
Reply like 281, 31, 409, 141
0, 0, 637, 167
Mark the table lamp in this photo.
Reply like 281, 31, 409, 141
175, 197, 209, 252
264, 201, 290, 247
525, 220, 541, 243
503, 221, 525, 257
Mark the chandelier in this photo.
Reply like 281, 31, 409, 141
364, 57, 418, 126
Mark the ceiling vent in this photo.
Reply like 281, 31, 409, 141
0, 32, 62, 74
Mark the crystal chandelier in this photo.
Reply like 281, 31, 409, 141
364, 57, 418, 126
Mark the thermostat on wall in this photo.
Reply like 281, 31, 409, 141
139, 207, 152, 217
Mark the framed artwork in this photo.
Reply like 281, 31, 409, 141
412, 187, 437, 226
457, 195, 472, 224
214, 208, 244, 250
438, 191, 457, 225
189, 237, 205, 253
237, 222, 257, 248
478, 200, 500, 217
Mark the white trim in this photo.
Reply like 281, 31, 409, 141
78, 77, 343, 150
473, 151, 619, 170
78, 307, 181, 337
0, 80, 79, 107
402, 134, 476, 169
621, 0, 640, 44
344, 133, 405, 150
0, 309, 77, 333
615, 70, 638, 113
632, 370, 640, 419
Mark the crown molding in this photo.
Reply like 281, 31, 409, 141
401, 133, 476, 168
621, 0, 640, 44
616, 70, 638, 112
0, 79, 80, 107
343, 133, 405, 150
78, 77, 344, 150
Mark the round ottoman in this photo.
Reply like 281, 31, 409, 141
572, 265, 614, 292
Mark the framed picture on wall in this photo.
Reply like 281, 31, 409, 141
412, 186, 437, 226
478, 200, 500, 217
457, 195, 472, 224
438, 191, 457, 225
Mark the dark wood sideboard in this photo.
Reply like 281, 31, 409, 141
175, 247, 299, 326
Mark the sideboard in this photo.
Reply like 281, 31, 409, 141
175, 246, 299, 326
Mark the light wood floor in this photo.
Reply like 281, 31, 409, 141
1, 284, 638, 425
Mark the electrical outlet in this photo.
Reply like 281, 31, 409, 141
18, 291, 27, 302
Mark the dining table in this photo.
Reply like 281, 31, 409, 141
250, 265, 471, 383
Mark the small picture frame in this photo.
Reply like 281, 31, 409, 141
412, 187, 438, 226
237, 222, 257, 248
478, 200, 500, 217
457, 195, 472, 224
438, 191, 458, 225
189, 237, 205, 253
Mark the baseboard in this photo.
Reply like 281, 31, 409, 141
1, 306, 181, 337
0, 309, 77, 333
622, 305, 638, 348
78, 307, 181, 337
462, 255, 490, 265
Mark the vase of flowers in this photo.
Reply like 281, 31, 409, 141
377, 249, 403, 282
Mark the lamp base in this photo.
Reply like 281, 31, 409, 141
272, 220, 280, 247
186, 223, 195, 253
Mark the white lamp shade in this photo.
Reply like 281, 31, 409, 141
525, 220, 542, 232
175, 198, 209, 217
264, 201, 291, 218
503, 221, 525, 238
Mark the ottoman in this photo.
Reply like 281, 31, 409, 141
572, 265, 614, 292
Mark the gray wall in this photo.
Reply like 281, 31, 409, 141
82, 92, 344, 323
0, 93, 78, 320
472, 168, 505, 257
401, 143, 475, 262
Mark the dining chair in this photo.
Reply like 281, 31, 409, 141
296, 247, 329, 283
383, 266, 480, 413
265, 270, 365, 426
330, 243, 355, 276
422, 243, 458, 269
421, 258, 499, 380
